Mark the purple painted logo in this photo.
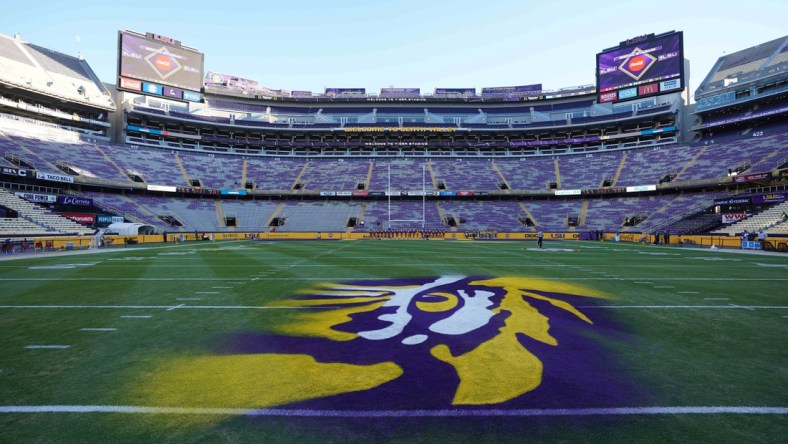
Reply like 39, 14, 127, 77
140, 276, 650, 416
141, 276, 642, 411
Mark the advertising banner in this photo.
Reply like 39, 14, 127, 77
714, 196, 751, 206
15, 192, 56, 203
63, 213, 95, 225
324, 88, 366, 95
434, 88, 476, 95
380, 88, 420, 96
626, 185, 657, 193
733, 172, 772, 183
36, 171, 74, 183
722, 214, 748, 224
57, 196, 93, 206
481, 84, 542, 96
752, 192, 788, 204
2, 166, 31, 177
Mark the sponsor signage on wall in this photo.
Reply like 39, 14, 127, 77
714, 196, 751, 206
722, 213, 748, 224
96, 215, 125, 225
1, 166, 31, 177
15, 192, 56, 203
63, 213, 96, 225
57, 196, 93, 206
626, 185, 657, 193
733, 172, 772, 183
36, 172, 74, 183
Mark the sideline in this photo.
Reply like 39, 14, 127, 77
0, 240, 247, 262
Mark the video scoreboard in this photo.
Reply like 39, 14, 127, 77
117, 30, 204, 102
596, 31, 684, 103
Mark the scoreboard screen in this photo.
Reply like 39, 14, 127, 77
596, 31, 684, 103
117, 31, 204, 100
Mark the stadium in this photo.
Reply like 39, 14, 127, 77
0, 14, 786, 443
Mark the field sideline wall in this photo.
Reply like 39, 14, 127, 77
18, 232, 787, 251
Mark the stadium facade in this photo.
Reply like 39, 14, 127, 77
0, 30, 786, 250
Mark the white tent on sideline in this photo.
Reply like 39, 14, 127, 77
106, 222, 156, 236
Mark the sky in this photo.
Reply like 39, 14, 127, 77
2, 0, 786, 96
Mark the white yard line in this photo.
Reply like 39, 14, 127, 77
1, 304, 786, 311
0, 405, 784, 417
79, 328, 117, 332
578, 305, 786, 310
24, 345, 70, 349
4, 277, 787, 282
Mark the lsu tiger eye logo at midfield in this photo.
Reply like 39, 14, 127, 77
140, 276, 631, 410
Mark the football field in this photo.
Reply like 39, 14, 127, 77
1, 239, 786, 443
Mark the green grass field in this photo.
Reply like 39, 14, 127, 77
0, 239, 786, 443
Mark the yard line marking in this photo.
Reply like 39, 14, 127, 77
578, 305, 787, 310
24, 345, 70, 349
195, 292, 218, 294
79, 328, 117, 332
634, 282, 654, 284
730, 303, 754, 311
654, 286, 675, 289
0, 405, 785, 417
704, 298, 729, 301
677, 291, 699, 294
3, 277, 788, 282
211, 287, 231, 289
2, 304, 787, 311
176, 298, 201, 301
0, 305, 316, 310
120, 316, 152, 319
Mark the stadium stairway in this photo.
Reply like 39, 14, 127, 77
265, 202, 286, 228
577, 200, 590, 228
173, 153, 192, 186
673, 146, 709, 182
518, 202, 538, 230
92, 143, 128, 180
747, 146, 785, 173
553, 159, 561, 188
241, 159, 248, 189
610, 152, 628, 186
434, 202, 457, 232
364, 162, 374, 190
13, 138, 58, 172
349, 203, 368, 234
491, 161, 513, 192
426, 161, 439, 189
292, 163, 309, 191
119, 194, 168, 228
215, 200, 233, 231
